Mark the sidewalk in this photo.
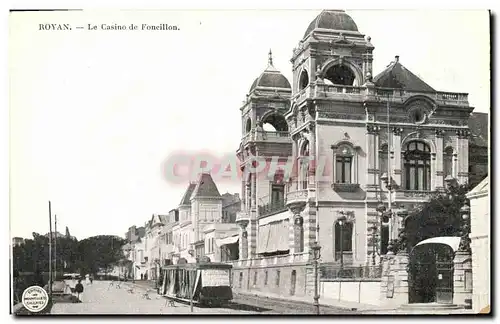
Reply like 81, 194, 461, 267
235, 290, 386, 312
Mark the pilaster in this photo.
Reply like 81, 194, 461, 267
434, 129, 445, 189
392, 127, 404, 186
366, 125, 380, 189
453, 251, 473, 307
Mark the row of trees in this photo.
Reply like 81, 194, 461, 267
12, 233, 128, 278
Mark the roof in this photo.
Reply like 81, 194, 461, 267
467, 176, 489, 198
373, 57, 436, 92
468, 112, 489, 147
249, 50, 291, 92
179, 182, 197, 205
190, 173, 221, 199
303, 10, 359, 38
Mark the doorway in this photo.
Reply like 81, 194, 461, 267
408, 243, 454, 304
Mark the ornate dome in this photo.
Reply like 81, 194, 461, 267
249, 50, 291, 92
303, 10, 358, 38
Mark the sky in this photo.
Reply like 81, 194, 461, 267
9, 9, 490, 241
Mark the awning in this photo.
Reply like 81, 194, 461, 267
216, 235, 239, 247
258, 219, 289, 254
414, 236, 462, 252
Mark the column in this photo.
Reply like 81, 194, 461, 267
249, 219, 257, 258
434, 129, 445, 190
392, 127, 403, 186
291, 135, 298, 191
457, 131, 470, 185
303, 207, 317, 255
366, 125, 379, 189
239, 223, 248, 260
308, 125, 316, 186
289, 204, 305, 254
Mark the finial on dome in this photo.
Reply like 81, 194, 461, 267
268, 49, 273, 66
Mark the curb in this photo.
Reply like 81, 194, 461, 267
234, 292, 368, 312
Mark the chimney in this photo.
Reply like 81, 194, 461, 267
395, 55, 399, 62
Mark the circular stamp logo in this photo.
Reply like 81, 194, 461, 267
21, 286, 49, 313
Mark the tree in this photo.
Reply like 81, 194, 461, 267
393, 183, 472, 254
77, 235, 127, 275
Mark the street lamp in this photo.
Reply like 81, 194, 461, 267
459, 204, 471, 253
369, 224, 378, 266
311, 241, 321, 315
337, 214, 347, 276
380, 173, 396, 254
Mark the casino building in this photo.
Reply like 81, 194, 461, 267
231, 9, 488, 299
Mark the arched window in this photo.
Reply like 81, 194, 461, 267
379, 143, 388, 176
334, 221, 353, 260
335, 145, 353, 184
403, 141, 431, 191
325, 64, 356, 86
261, 113, 288, 132
245, 118, 252, 133
300, 141, 310, 189
443, 147, 454, 178
299, 70, 309, 90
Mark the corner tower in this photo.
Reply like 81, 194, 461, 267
236, 51, 292, 260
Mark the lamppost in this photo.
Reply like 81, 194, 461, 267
337, 214, 347, 275
380, 172, 395, 253
459, 203, 471, 253
369, 224, 378, 266
311, 241, 321, 315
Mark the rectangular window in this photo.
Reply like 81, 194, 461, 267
336, 157, 352, 183
271, 184, 285, 206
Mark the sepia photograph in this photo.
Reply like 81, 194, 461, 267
8, 6, 491, 316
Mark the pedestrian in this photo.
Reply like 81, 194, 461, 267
75, 279, 84, 303
90, 275, 93, 285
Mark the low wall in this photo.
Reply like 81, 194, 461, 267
321, 279, 381, 306
230, 253, 311, 298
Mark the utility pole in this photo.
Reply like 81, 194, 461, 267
48, 201, 53, 298
54, 214, 57, 281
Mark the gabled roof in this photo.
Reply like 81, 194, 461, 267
179, 183, 197, 205
373, 57, 435, 92
468, 112, 489, 147
191, 173, 221, 200
467, 176, 489, 198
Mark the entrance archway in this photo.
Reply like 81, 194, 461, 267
408, 238, 460, 304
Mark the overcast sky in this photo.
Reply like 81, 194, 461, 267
9, 9, 490, 240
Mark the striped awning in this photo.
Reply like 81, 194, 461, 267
257, 219, 289, 254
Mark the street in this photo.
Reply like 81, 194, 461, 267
50, 280, 260, 314
49, 280, 355, 315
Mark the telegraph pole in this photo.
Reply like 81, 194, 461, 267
48, 201, 53, 298
54, 214, 57, 280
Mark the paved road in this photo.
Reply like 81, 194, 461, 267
50, 281, 260, 314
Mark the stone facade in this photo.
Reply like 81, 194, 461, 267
466, 177, 489, 313
233, 9, 488, 300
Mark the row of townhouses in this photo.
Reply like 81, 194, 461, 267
121, 174, 241, 281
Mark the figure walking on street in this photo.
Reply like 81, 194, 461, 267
75, 279, 84, 303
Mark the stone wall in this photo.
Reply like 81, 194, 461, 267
453, 251, 473, 307
321, 279, 382, 306
230, 253, 311, 298
379, 253, 409, 308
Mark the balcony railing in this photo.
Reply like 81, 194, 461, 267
285, 188, 313, 206
258, 200, 287, 218
293, 83, 469, 106
393, 189, 434, 201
